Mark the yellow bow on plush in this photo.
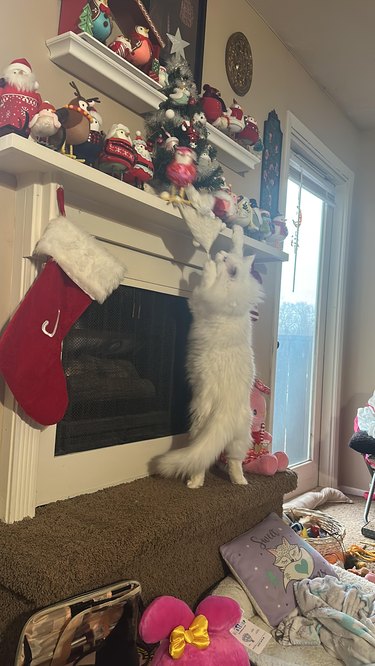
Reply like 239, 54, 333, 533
169, 614, 210, 659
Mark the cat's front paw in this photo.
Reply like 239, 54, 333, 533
187, 472, 205, 489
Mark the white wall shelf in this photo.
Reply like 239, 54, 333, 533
46, 31, 165, 115
46, 31, 260, 175
0, 134, 287, 263
207, 124, 261, 174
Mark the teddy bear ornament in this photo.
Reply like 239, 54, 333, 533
139, 595, 251, 665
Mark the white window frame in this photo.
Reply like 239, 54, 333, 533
271, 112, 354, 493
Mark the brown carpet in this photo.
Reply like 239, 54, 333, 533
318, 493, 375, 549
0, 469, 297, 664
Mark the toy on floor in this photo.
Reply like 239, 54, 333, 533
242, 379, 289, 476
139, 595, 250, 665
345, 545, 375, 582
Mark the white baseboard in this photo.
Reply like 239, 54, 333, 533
339, 485, 366, 498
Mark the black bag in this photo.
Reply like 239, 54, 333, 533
15, 580, 141, 666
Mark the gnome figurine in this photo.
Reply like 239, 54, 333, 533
124, 131, 154, 188
0, 58, 42, 137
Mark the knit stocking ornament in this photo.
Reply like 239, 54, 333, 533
0, 215, 125, 426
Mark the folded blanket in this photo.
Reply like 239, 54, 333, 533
275, 575, 375, 665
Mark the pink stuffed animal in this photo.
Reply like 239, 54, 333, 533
139, 595, 250, 666
242, 379, 288, 476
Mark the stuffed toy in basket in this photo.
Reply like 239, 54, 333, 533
139, 595, 250, 665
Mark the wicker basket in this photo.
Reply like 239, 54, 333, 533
285, 507, 346, 566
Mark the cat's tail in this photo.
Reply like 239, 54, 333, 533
154, 414, 230, 480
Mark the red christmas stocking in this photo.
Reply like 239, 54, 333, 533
0, 216, 125, 426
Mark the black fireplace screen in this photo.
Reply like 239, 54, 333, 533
55, 285, 191, 456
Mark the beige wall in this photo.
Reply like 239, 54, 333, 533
339, 132, 375, 491
0, 0, 364, 486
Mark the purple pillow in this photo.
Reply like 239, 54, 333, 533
220, 512, 337, 626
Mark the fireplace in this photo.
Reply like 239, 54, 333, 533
56, 285, 191, 455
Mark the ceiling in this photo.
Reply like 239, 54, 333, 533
246, 0, 375, 131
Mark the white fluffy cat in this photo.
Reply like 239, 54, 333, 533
155, 225, 262, 488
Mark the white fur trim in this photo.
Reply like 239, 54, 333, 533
34, 216, 126, 303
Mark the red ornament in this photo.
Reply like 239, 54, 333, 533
108, 35, 132, 59
98, 123, 135, 179
166, 146, 197, 188
124, 131, 154, 188
200, 84, 227, 124
228, 99, 245, 135
237, 116, 260, 146
187, 125, 199, 145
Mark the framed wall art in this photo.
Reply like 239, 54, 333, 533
260, 109, 283, 219
143, 0, 207, 91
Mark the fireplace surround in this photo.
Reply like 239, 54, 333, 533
0, 134, 287, 523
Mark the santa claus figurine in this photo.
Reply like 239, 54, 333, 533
0, 58, 42, 137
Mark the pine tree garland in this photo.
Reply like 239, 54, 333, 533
145, 58, 224, 193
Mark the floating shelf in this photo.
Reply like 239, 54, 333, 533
46, 31, 165, 115
47, 31, 261, 174
207, 124, 261, 174
0, 134, 287, 263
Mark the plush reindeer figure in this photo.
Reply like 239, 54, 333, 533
58, 81, 100, 158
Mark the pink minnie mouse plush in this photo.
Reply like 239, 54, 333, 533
242, 379, 288, 476
139, 595, 250, 666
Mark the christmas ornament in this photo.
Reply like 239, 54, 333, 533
168, 81, 191, 106
211, 112, 230, 133
98, 123, 135, 179
259, 209, 273, 239
245, 199, 263, 240
108, 34, 132, 59
74, 105, 105, 166
0, 58, 42, 137
165, 136, 179, 151
58, 81, 100, 159
0, 192, 125, 426
90, 0, 113, 42
267, 213, 288, 249
227, 99, 245, 136
108, 0, 165, 76
165, 146, 197, 201
158, 65, 168, 87
127, 25, 155, 71
212, 184, 237, 222
166, 27, 190, 61
124, 131, 154, 188
200, 85, 227, 124
226, 194, 253, 229
28, 101, 64, 149
237, 115, 260, 147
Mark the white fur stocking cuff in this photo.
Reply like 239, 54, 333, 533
34, 216, 126, 303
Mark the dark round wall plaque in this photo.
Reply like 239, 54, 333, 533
225, 32, 253, 96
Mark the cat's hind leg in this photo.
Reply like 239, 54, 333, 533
187, 471, 205, 489
226, 420, 250, 485
227, 459, 248, 485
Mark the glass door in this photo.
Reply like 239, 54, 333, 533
273, 164, 334, 492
